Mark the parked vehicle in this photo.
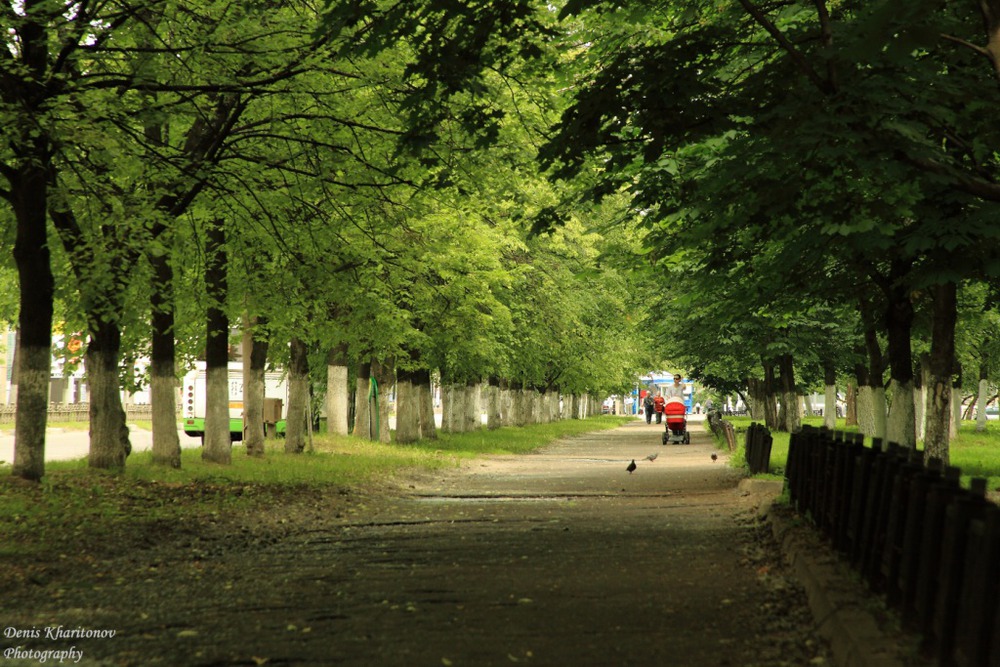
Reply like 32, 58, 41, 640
181, 361, 288, 441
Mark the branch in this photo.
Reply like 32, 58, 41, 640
736, 0, 835, 95
900, 152, 1000, 202
941, 32, 992, 58
812, 0, 837, 91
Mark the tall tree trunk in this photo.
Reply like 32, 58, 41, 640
746, 378, 765, 420
924, 282, 957, 465
462, 381, 481, 432
883, 261, 915, 447
326, 343, 350, 435
860, 298, 887, 441
778, 354, 800, 432
285, 337, 309, 453
950, 361, 963, 439
150, 246, 181, 467
976, 358, 989, 432
913, 361, 925, 442
352, 359, 372, 439
486, 376, 502, 430
417, 368, 437, 439
845, 380, 858, 427
202, 218, 231, 464
372, 358, 394, 444
242, 316, 268, 458
395, 366, 421, 444
86, 321, 131, 469
762, 362, 779, 431
11, 161, 55, 481
823, 359, 837, 429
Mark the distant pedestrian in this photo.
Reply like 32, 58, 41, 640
643, 393, 654, 424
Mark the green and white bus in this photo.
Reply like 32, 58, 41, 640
181, 361, 288, 441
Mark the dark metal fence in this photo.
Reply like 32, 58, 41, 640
786, 425, 1000, 667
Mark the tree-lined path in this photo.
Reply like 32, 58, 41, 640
2, 420, 836, 666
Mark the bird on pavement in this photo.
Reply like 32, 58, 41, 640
645, 452, 658, 462
627, 459, 637, 474
711, 453, 718, 462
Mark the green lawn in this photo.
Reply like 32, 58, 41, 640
714, 416, 1000, 492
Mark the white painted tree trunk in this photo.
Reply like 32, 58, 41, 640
950, 385, 960, 439
462, 383, 481, 432
204, 362, 232, 463
418, 373, 437, 440
11, 345, 48, 479
886, 380, 916, 448
395, 376, 420, 443
823, 385, 837, 430
486, 383, 502, 430
872, 386, 887, 444
519, 389, 533, 425
857, 386, 875, 437
976, 379, 988, 432
914, 388, 925, 443
285, 339, 310, 453
326, 363, 350, 436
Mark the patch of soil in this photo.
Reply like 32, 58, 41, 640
1, 421, 839, 666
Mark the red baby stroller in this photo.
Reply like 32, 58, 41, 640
661, 397, 690, 445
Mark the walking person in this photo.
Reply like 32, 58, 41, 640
643, 392, 654, 424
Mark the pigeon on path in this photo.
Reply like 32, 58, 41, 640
711, 453, 718, 462
645, 452, 658, 462
627, 459, 637, 474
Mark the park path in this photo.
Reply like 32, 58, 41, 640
0, 417, 832, 667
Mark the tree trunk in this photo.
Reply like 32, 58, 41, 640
883, 261, 916, 447
352, 360, 372, 439
395, 366, 421, 444
859, 298, 886, 441
486, 377, 502, 430
872, 386, 887, 444
202, 218, 231, 464
242, 317, 268, 458
950, 361, 963, 439
416, 368, 436, 439
976, 374, 989, 432
150, 249, 181, 468
285, 337, 309, 453
746, 378, 765, 420
372, 358, 394, 443
857, 386, 875, 437
10, 160, 55, 481
87, 321, 132, 469
923, 282, 957, 465
823, 360, 837, 429
913, 363, 925, 443
762, 362, 779, 430
845, 380, 858, 427
462, 382, 481, 432
778, 354, 800, 432
886, 378, 916, 449
326, 344, 350, 436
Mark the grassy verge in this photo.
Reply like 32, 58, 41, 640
711, 416, 1000, 492
0, 416, 632, 564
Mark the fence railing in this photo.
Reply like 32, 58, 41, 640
786, 425, 1000, 667
706, 410, 737, 451
0, 403, 156, 424
745, 422, 773, 475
